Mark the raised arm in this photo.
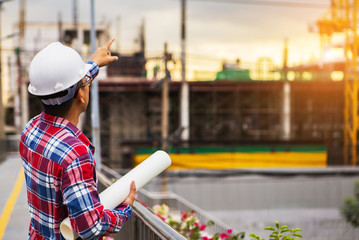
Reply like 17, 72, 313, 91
91, 38, 118, 67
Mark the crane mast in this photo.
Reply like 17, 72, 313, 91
316, 0, 359, 165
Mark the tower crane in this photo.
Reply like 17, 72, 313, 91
315, 0, 358, 165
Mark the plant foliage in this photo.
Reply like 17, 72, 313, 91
249, 221, 302, 240
341, 180, 359, 227
152, 203, 244, 240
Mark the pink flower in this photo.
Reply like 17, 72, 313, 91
220, 233, 229, 239
156, 213, 165, 221
194, 222, 200, 227
227, 229, 232, 234
190, 230, 194, 234
200, 224, 206, 231
181, 212, 188, 219
202, 237, 209, 240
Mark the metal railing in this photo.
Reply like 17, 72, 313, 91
5, 134, 20, 153
138, 168, 359, 240
136, 189, 236, 237
97, 168, 186, 240
99, 165, 241, 238
0, 137, 7, 163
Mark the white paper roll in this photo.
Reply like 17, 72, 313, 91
60, 150, 171, 240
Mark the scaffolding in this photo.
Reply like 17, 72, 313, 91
32, 79, 338, 168
315, 0, 359, 165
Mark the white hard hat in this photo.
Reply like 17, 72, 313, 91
28, 42, 91, 97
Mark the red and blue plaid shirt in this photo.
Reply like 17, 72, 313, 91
20, 62, 132, 240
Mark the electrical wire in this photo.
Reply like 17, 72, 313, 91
186, 0, 329, 9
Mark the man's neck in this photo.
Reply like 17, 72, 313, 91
64, 108, 81, 127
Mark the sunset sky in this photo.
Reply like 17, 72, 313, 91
2, 0, 330, 74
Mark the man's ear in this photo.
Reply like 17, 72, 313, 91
75, 88, 85, 104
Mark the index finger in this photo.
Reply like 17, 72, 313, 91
103, 38, 115, 50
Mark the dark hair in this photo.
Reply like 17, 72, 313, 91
40, 80, 83, 117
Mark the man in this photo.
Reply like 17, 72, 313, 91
19, 39, 136, 240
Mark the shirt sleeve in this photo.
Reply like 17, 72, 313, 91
62, 149, 132, 239
86, 61, 99, 79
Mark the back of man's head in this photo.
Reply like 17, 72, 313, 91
28, 42, 91, 117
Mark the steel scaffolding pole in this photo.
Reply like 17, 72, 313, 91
343, 0, 359, 166
161, 42, 169, 152
344, 0, 350, 165
90, 0, 102, 170
19, 0, 28, 130
0, 1, 5, 138
180, 0, 189, 142
351, 0, 358, 166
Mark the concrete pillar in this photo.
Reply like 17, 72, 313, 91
282, 82, 291, 140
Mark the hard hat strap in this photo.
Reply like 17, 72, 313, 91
41, 84, 77, 106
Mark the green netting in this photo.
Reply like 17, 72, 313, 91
215, 69, 251, 81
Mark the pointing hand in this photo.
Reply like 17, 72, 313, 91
91, 38, 118, 67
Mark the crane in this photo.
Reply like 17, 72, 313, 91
315, 0, 358, 165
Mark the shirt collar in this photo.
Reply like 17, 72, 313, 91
40, 111, 95, 152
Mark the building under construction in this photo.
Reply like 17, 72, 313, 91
104, 78, 343, 168
25, 61, 342, 169
18, 20, 344, 169
85, 0, 359, 169
11, 0, 356, 169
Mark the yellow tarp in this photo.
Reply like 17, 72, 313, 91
134, 152, 327, 170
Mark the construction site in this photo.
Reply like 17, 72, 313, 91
13, 6, 346, 170
1, 0, 359, 240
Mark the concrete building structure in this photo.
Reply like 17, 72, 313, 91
25, 78, 343, 169
3, 20, 346, 169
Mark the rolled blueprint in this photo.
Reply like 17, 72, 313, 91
60, 150, 171, 240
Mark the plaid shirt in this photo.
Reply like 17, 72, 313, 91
20, 62, 132, 240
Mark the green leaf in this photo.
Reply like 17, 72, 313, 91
237, 232, 246, 239
213, 233, 220, 240
281, 229, 290, 233
293, 228, 302, 232
265, 227, 275, 231
275, 221, 280, 229
293, 233, 303, 238
207, 220, 215, 226
280, 225, 288, 230
249, 233, 258, 238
